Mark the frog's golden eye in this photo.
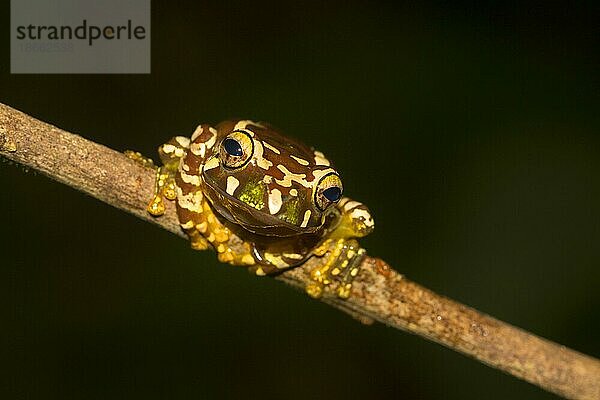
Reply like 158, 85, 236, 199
314, 172, 343, 211
219, 130, 254, 169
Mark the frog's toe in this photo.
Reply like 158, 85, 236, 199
162, 178, 177, 200
124, 150, 156, 168
191, 239, 210, 250
188, 231, 210, 250
336, 283, 352, 299
305, 283, 324, 298
147, 194, 166, 216
215, 243, 256, 266
218, 251, 234, 263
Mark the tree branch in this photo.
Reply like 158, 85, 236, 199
1, 102, 598, 399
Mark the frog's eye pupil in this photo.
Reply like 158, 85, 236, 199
323, 187, 342, 202
224, 138, 243, 157
314, 172, 343, 211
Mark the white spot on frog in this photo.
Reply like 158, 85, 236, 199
255, 141, 273, 170
263, 141, 281, 154
314, 150, 330, 166
275, 165, 310, 188
190, 142, 207, 157
162, 144, 176, 154
191, 125, 204, 141
226, 176, 240, 196
205, 128, 217, 149
203, 157, 220, 170
181, 171, 201, 186
343, 200, 362, 211
291, 155, 309, 166
351, 208, 374, 228
177, 187, 203, 212
268, 188, 283, 214
300, 209, 312, 228
233, 120, 263, 135
176, 136, 190, 148
180, 220, 195, 229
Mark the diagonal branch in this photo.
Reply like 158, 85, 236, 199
1, 102, 598, 399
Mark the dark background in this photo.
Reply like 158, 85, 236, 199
1, 1, 598, 399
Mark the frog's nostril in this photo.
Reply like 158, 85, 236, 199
223, 138, 243, 157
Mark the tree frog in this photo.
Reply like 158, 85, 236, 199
130, 120, 374, 298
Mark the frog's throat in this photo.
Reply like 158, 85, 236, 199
202, 179, 323, 237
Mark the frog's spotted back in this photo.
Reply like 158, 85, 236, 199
138, 120, 374, 298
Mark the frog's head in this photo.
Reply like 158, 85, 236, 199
201, 120, 343, 237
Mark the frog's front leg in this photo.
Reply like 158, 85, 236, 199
306, 198, 374, 298
174, 125, 257, 264
126, 136, 190, 216
307, 239, 366, 298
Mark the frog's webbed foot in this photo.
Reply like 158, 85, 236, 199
306, 238, 366, 299
126, 137, 189, 217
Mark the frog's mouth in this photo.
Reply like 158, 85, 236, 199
202, 179, 322, 237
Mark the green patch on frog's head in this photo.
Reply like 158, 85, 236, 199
279, 197, 301, 225
237, 179, 265, 211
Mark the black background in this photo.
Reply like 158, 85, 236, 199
1, 1, 599, 399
